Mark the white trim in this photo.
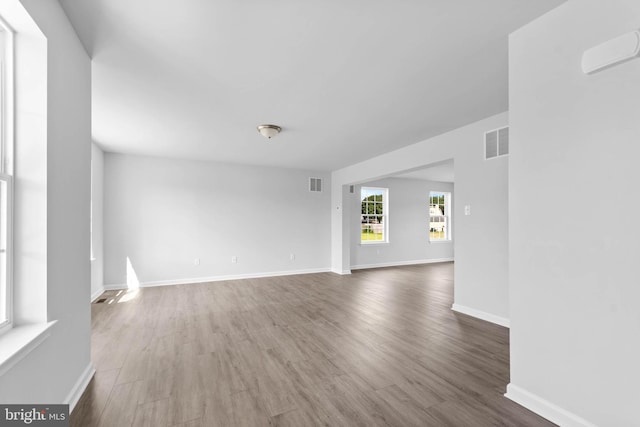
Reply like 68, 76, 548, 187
0, 13, 15, 337
451, 303, 510, 328
91, 286, 105, 302
103, 267, 332, 290
103, 284, 127, 291
65, 363, 95, 413
0, 175, 13, 334
505, 384, 597, 427
331, 269, 352, 275
0, 321, 56, 377
351, 258, 454, 271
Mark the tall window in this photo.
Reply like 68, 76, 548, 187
429, 192, 450, 241
0, 21, 13, 333
361, 187, 388, 243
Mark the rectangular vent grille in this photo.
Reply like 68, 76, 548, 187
94, 298, 107, 304
309, 177, 322, 192
349, 185, 355, 194
485, 131, 498, 159
485, 126, 509, 159
498, 127, 509, 156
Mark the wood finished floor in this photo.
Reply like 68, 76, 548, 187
72, 263, 555, 427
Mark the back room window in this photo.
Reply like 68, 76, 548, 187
429, 192, 450, 241
361, 187, 388, 243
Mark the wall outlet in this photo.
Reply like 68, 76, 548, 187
231, 256, 238, 263
290, 253, 295, 261
464, 205, 471, 216
194, 258, 200, 265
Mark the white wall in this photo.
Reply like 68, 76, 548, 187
0, 0, 92, 406
507, 1, 640, 426
91, 143, 104, 300
104, 154, 331, 287
332, 112, 510, 325
350, 178, 454, 269
454, 124, 509, 326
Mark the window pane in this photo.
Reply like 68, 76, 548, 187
362, 217, 377, 241
371, 216, 384, 240
361, 223, 369, 240
361, 187, 388, 243
429, 191, 450, 241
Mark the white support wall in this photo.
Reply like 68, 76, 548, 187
0, 0, 92, 408
91, 143, 104, 301
507, 1, 640, 425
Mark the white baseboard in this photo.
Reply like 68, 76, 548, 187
451, 303, 510, 328
103, 267, 332, 290
65, 363, 95, 413
90, 286, 105, 302
331, 269, 352, 275
505, 383, 597, 427
351, 258, 454, 271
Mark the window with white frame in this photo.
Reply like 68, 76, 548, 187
0, 21, 13, 334
361, 187, 388, 243
429, 192, 450, 241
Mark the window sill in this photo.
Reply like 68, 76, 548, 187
360, 242, 390, 246
429, 240, 452, 244
0, 321, 57, 377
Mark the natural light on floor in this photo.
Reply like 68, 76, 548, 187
119, 257, 141, 303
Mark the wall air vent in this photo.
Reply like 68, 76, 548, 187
309, 177, 323, 192
349, 185, 355, 194
485, 126, 509, 159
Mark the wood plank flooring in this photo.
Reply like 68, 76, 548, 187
72, 263, 555, 426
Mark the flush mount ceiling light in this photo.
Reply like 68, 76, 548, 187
257, 124, 282, 139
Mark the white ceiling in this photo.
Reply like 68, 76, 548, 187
393, 160, 454, 183
58, 0, 564, 171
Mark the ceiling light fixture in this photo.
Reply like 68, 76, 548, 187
257, 124, 282, 139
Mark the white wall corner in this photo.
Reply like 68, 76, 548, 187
505, 384, 597, 427
451, 303, 510, 328
90, 286, 105, 302
65, 363, 95, 413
